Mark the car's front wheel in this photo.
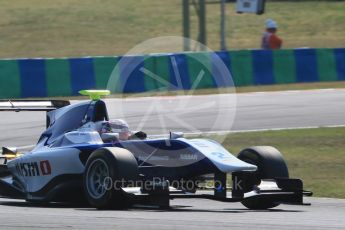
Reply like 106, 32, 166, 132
238, 146, 289, 210
83, 147, 138, 209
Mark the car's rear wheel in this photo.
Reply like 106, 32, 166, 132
238, 146, 289, 210
83, 147, 138, 209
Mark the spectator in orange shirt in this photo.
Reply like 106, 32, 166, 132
261, 19, 283, 50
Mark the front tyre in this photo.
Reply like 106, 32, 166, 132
83, 147, 138, 209
238, 146, 289, 210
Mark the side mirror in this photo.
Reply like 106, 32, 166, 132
101, 133, 119, 143
2, 147, 18, 155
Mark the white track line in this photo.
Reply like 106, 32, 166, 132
67, 87, 345, 104
183, 124, 345, 137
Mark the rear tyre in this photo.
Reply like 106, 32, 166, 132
83, 147, 138, 209
238, 146, 289, 210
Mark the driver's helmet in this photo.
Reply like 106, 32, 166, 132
100, 119, 131, 140
109, 119, 129, 132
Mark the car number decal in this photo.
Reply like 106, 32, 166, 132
15, 160, 52, 177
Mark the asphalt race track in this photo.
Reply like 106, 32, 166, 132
0, 197, 344, 229
0, 89, 345, 229
1, 88, 345, 147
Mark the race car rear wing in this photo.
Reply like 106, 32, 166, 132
0, 100, 70, 128
0, 100, 70, 112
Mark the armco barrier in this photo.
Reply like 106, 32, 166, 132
0, 48, 344, 98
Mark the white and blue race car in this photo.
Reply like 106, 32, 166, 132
0, 90, 312, 209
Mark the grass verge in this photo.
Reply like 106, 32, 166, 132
209, 127, 345, 199
0, 1, 344, 58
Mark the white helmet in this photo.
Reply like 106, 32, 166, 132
94, 119, 131, 141
108, 119, 130, 133
109, 119, 131, 141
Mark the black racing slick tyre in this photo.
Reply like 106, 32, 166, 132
83, 147, 138, 209
238, 146, 289, 210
